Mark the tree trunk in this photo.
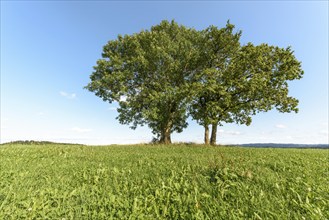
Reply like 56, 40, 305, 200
159, 125, 172, 144
210, 123, 217, 145
204, 125, 210, 145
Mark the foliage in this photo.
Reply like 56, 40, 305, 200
85, 20, 201, 144
189, 22, 242, 128
86, 20, 303, 144
189, 23, 303, 145
1, 144, 328, 219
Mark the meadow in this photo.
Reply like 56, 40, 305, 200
0, 142, 328, 219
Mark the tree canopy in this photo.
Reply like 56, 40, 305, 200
86, 20, 303, 144
86, 20, 201, 144
190, 41, 303, 144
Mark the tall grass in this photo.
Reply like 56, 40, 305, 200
0, 143, 328, 219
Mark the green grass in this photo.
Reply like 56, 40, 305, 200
0, 143, 328, 219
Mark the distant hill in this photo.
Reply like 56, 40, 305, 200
0, 140, 84, 146
1, 140, 328, 149
239, 143, 329, 149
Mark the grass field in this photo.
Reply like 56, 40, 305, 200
0, 143, 328, 219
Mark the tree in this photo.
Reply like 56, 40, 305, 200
190, 28, 304, 145
189, 22, 242, 144
85, 20, 201, 144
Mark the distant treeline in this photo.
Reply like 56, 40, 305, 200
0, 140, 84, 146
1, 140, 328, 149
239, 143, 329, 149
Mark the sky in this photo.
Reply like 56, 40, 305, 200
1, 1, 328, 145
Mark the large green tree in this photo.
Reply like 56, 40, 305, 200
189, 22, 242, 144
85, 20, 201, 144
190, 29, 304, 145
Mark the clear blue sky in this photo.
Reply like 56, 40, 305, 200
1, 1, 328, 145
